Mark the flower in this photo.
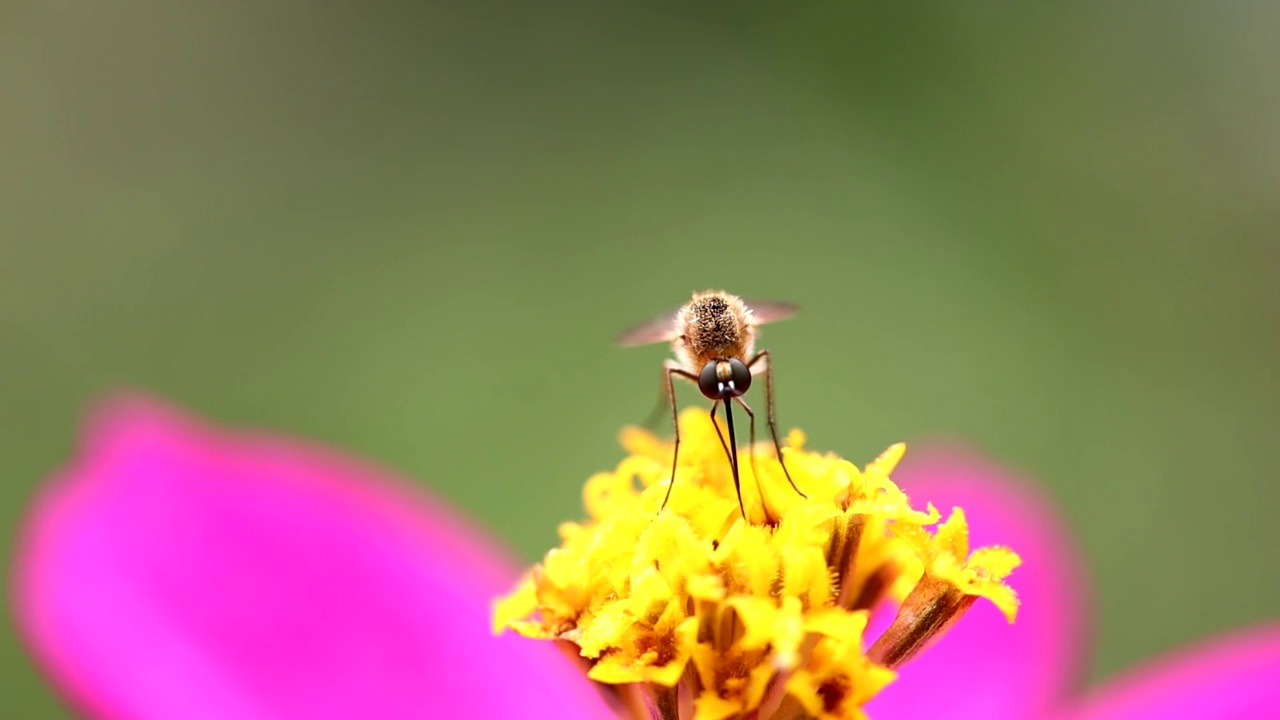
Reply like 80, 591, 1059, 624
11, 394, 1280, 719
492, 409, 1020, 719
11, 394, 613, 720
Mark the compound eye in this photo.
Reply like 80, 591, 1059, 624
698, 362, 723, 399
728, 358, 752, 395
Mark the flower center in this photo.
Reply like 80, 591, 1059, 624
493, 410, 1020, 720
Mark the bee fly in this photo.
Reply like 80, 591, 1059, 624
616, 289, 806, 519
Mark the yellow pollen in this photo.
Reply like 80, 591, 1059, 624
493, 409, 1022, 720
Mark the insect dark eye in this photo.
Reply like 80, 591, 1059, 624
698, 359, 753, 399
698, 362, 723, 398
728, 358, 752, 394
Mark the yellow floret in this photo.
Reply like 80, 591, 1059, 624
494, 409, 1021, 720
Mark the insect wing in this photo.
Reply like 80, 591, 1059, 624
743, 298, 799, 326
615, 305, 681, 346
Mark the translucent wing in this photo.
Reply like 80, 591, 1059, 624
744, 298, 799, 326
615, 305, 681, 346
616, 296, 798, 346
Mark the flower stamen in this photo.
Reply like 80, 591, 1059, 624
493, 410, 1022, 719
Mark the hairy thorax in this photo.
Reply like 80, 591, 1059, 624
677, 291, 754, 367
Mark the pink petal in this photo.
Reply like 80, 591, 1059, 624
1058, 624, 1280, 720
865, 442, 1090, 720
12, 394, 616, 720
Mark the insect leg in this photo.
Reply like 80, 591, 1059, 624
707, 400, 732, 464
723, 396, 745, 520
733, 396, 765, 503
641, 371, 671, 430
659, 360, 699, 512
748, 349, 807, 499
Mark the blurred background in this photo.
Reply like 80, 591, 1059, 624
3, 0, 1277, 715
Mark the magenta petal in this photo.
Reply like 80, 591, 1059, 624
1059, 624, 1280, 720
13, 395, 616, 720
865, 443, 1089, 720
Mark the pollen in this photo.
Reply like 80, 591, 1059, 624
493, 410, 1021, 720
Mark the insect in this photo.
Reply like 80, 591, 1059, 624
616, 289, 807, 520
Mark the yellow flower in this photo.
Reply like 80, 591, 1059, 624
493, 409, 1021, 720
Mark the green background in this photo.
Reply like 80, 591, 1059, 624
3, 1, 1277, 715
